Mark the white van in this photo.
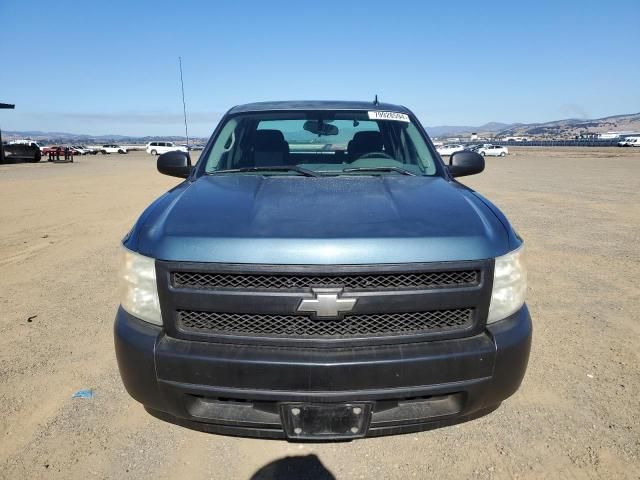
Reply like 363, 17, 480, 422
146, 141, 188, 155
618, 136, 640, 147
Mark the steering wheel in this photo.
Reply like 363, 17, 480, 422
357, 152, 394, 160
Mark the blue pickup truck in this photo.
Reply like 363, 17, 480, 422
115, 100, 531, 441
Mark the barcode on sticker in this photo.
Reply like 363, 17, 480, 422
368, 111, 410, 122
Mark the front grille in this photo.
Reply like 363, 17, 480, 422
173, 270, 479, 291
177, 308, 474, 338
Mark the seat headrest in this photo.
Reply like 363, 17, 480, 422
348, 131, 384, 157
254, 129, 288, 151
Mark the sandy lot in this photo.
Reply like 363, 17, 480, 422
0, 147, 638, 479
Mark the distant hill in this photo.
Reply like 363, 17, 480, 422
426, 122, 512, 137
1, 130, 207, 144
5, 111, 640, 143
498, 112, 640, 138
426, 112, 640, 138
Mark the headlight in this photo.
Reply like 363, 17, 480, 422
120, 246, 162, 325
487, 244, 527, 323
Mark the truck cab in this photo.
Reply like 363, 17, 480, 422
115, 100, 531, 441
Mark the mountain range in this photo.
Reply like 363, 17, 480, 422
427, 112, 640, 138
425, 122, 514, 137
0, 130, 207, 144
3, 112, 640, 143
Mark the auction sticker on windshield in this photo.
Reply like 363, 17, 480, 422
368, 111, 410, 122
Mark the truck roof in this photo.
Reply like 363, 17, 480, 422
228, 100, 410, 114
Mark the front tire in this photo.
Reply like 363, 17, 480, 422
500, 152, 506, 157
480, 151, 486, 156
151, 150, 157, 155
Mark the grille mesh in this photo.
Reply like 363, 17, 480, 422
173, 270, 479, 291
177, 309, 474, 338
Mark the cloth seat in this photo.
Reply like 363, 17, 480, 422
347, 131, 385, 160
253, 130, 290, 167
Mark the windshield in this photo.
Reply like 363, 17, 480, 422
201, 111, 439, 176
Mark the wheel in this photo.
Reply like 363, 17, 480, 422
500, 152, 506, 157
151, 150, 157, 155
480, 151, 486, 156
101, 150, 107, 154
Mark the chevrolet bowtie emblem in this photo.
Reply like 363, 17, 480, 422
297, 288, 357, 319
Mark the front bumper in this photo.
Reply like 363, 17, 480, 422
114, 305, 532, 440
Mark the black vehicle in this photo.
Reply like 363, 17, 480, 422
115, 100, 531, 441
1, 143, 41, 163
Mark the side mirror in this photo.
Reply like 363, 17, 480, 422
447, 150, 484, 177
158, 151, 192, 178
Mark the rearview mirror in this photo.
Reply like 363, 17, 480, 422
447, 150, 484, 177
157, 151, 192, 178
303, 120, 338, 136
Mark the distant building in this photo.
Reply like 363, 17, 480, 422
598, 131, 640, 139
598, 132, 621, 139
501, 136, 529, 142
577, 132, 598, 139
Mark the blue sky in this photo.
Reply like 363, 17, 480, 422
1, 0, 639, 137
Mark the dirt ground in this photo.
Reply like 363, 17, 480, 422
0, 147, 638, 479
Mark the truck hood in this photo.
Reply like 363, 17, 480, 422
131, 175, 511, 264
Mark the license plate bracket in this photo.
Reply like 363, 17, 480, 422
280, 403, 372, 440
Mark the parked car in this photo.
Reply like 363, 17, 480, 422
179, 143, 204, 151
72, 145, 97, 155
100, 144, 128, 154
478, 145, 509, 156
115, 100, 531, 441
41, 145, 79, 156
70, 145, 86, 155
68, 146, 85, 155
146, 141, 188, 155
436, 143, 465, 156
617, 136, 640, 147
41, 145, 59, 155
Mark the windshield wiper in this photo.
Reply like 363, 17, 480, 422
341, 166, 417, 176
208, 166, 319, 177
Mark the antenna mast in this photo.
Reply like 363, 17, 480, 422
178, 56, 189, 147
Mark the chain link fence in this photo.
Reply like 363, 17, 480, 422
463, 139, 622, 147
